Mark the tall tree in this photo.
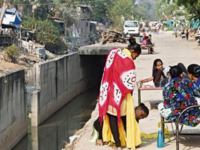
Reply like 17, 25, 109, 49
23, 16, 59, 45
155, 0, 179, 20
160, 0, 200, 21
108, 0, 133, 29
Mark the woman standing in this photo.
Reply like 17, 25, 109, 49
98, 37, 142, 150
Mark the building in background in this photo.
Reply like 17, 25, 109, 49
76, 5, 91, 46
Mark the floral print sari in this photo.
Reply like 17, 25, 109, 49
163, 77, 200, 127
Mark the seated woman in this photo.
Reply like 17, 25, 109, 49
147, 34, 155, 46
163, 65, 200, 127
187, 64, 200, 88
93, 103, 149, 147
137, 59, 170, 87
141, 36, 155, 54
141, 36, 148, 45
138, 59, 188, 87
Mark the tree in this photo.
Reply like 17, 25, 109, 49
155, 0, 179, 20
132, 6, 146, 20
90, 1, 110, 22
177, 0, 200, 21
34, 5, 55, 20
23, 16, 67, 53
36, 19, 59, 45
108, 0, 133, 29
23, 16, 59, 45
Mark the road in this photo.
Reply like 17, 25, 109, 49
71, 31, 200, 150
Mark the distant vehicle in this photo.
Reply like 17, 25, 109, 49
123, 21, 140, 37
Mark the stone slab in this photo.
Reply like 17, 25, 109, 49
78, 43, 128, 55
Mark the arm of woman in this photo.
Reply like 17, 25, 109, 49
138, 77, 153, 84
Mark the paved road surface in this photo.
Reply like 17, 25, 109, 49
72, 31, 200, 150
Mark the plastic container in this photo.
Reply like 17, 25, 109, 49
157, 130, 164, 148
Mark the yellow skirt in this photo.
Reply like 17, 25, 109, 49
102, 93, 141, 149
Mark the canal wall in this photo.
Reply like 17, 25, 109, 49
0, 70, 27, 150
31, 53, 106, 126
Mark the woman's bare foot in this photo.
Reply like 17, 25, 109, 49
136, 145, 140, 148
95, 139, 103, 146
112, 146, 122, 150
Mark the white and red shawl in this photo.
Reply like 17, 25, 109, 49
98, 48, 136, 125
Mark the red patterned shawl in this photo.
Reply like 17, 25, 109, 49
98, 48, 136, 125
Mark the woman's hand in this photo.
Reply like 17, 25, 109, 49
136, 81, 143, 87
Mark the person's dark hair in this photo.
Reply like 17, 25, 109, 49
136, 103, 149, 116
128, 37, 141, 55
170, 65, 183, 78
149, 34, 152, 37
152, 59, 163, 76
144, 36, 148, 40
188, 64, 200, 78
128, 44, 141, 55
129, 36, 136, 45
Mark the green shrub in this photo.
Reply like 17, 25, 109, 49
5, 44, 20, 57
23, 16, 59, 45
167, 26, 174, 31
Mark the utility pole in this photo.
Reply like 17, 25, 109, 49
0, 0, 8, 27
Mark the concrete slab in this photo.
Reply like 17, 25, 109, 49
78, 43, 128, 55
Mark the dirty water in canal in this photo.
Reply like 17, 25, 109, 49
12, 87, 99, 150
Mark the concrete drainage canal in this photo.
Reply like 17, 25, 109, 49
0, 53, 106, 150
12, 87, 99, 150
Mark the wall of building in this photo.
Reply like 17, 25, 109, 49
0, 70, 27, 150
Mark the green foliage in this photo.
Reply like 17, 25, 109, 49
167, 26, 174, 31
87, 0, 112, 22
34, 5, 55, 20
157, 0, 200, 22
174, 0, 198, 7
5, 44, 20, 57
45, 37, 67, 53
35, 19, 59, 44
23, 16, 59, 45
108, 0, 133, 29
132, 6, 146, 21
11, 0, 32, 15
176, 1, 200, 22
155, 0, 179, 20
22, 16, 36, 30
60, 8, 77, 28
